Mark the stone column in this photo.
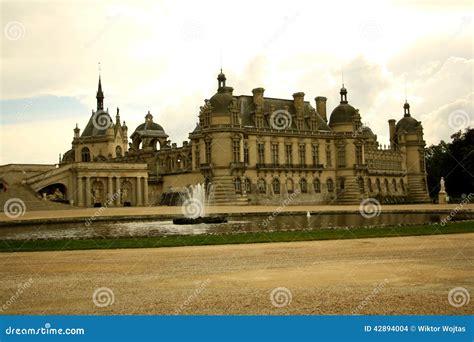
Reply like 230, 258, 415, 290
107, 176, 113, 206
143, 177, 149, 206
85, 177, 91, 207
115, 177, 121, 206
136, 177, 142, 206
77, 176, 84, 207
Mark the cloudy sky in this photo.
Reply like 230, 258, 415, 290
0, 0, 472, 164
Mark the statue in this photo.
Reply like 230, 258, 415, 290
438, 177, 447, 204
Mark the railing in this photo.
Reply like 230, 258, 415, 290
256, 163, 324, 170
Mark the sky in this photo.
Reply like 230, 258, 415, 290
0, 0, 472, 164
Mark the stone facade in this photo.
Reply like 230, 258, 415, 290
4, 71, 430, 207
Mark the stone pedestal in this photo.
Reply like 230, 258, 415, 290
438, 191, 447, 204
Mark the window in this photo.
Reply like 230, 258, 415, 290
232, 111, 239, 125
205, 141, 211, 163
300, 178, 308, 193
310, 119, 317, 131
355, 144, 363, 165
232, 140, 240, 163
194, 148, 200, 168
376, 178, 381, 193
392, 179, 397, 192
234, 178, 241, 193
400, 179, 405, 192
337, 143, 346, 168
314, 178, 321, 193
297, 119, 304, 130
299, 144, 306, 165
257, 178, 266, 194
368, 178, 373, 192
115, 146, 122, 157
384, 179, 389, 193
272, 178, 281, 194
244, 142, 249, 164
326, 145, 332, 167
338, 177, 345, 190
256, 116, 263, 128
257, 143, 265, 164
244, 178, 251, 193
286, 178, 294, 193
358, 177, 365, 193
312, 144, 319, 166
81, 147, 91, 162
271, 144, 279, 165
326, 178, 334, 193
285, 144, 292, 165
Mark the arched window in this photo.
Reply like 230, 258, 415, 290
392, 178, 397, 192
244, 178, 251, 193
286, 178, 294, 194
81, 147, 91, 162
257, 178, 266, 194
314, 178, 321, 193
326, 178, 334, 193
272, 178, 280, 194
299, 178, 308, 193
384, 179, 390, 193
376, 178, 381, 193
368, 178, 373, 193
115, 146, 122, 157
234, 178, 241, 194
400, 179, 405, 192
358, 177, 365, 193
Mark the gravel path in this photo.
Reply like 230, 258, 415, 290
0, 233, 472, 315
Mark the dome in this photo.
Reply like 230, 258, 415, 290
396, 116, 419, 133
361, 126, 376, 138
133, 111, 167, 137
329, 103, 357, 125
209, 86, 234, 114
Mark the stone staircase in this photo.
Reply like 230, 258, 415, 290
407, 176, 431, 203
209, 175, 248, 206
336, 177, 362, 204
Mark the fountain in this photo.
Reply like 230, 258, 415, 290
172, 183, 227, 225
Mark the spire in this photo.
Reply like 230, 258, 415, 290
339, 85, 348, 104
96, 75, 104, 111
403, 100, 411, 117
217, 69, 226, 91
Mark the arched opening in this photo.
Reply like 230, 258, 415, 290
299, 178, 308, 193
115, 146, 122, 157
81, 147, 91, 162
257, 178, 266, 194
244, 177, 251, 193
326, 178, 334, 193
38, 183, 67, 203
384, 178, 390, 193
392, 178, 397, 192
286, 178, 294, 194
376, 178, 381, 193
234, 177, 242, 194
91, 180, 105, 207
400, 179, 405, 193
314, 178, 321, 193
272, 178, 281, 194
368, 178, 373, 193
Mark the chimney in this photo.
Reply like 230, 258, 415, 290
74, 123, 80, 138
315, 96, 327, 122
388, 119, 396, 149
293, 92, 305, 115
252, 88, 265, 112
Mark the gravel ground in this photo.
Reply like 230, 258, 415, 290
0, 233, 472, 315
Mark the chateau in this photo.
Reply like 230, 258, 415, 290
0, 71, 431, 207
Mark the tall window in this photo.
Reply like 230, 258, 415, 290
286, 178, 294, 193
337, 143, 346, 168
400, 179, 405, 192
314, 178, 321, 193
299, 144, 306, 165
81, 147, 91, 162
376, 178, 381, 193
194, 148, 200, 168
234, 178, 241, 193
384, 179, 389, 193
232, 111, 239, 125
244, 178, 251, 193
368, 178, 373, 192
355, 144, 363, 165
285, 144, 292, 165
272, 178, 280, 194
326, 178, 334, 193
358, 177, 365, 193
205, 142, 211, 163
115, 146, 122, 157
257, 178, 266, 194
325, 145, 332, 167
257, 143, 265, 164
312, 144, 319, 166
271, 144, 279, 165
243, 142, 249, 164
300, 178, 308, 193
392, 178, 397, 192
232, 140, 240, 163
